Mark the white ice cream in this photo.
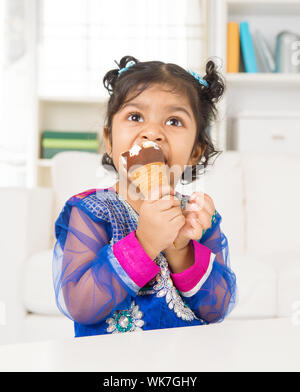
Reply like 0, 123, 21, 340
128, 144, 142, 157
128, 141, 160, 157
141, 141, 160, 150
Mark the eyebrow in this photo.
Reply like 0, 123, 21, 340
121, 102, 192, 120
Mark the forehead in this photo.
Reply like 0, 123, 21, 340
124, 82, 192, 107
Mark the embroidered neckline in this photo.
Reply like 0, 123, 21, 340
116, 192, 139, 223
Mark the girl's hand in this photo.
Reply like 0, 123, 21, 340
168, 192, 216, 250
136, 186, 185, 259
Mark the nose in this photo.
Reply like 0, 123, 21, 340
138, 125, 165, 144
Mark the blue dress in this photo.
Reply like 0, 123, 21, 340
52, 187, 237, 338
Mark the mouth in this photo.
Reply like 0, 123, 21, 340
134, 142, 169, 165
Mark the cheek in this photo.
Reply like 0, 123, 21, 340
173, 136, 195, 162
110, 128, 134, 172
111, 145, 124, 172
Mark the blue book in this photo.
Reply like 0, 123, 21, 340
240, 21, 258, 73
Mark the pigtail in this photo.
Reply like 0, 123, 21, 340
103, 69, 119, 95
202, 60, 226, 103
180, 59, 225, 183
103, 55, 139, 95
118, 55, 139, 70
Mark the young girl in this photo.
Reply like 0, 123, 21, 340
52, 55, 237, 338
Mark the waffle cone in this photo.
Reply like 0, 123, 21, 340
130, 162, 168, 199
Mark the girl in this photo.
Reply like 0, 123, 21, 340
53, 55, 237, 337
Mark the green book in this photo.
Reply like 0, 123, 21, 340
42, 147, 98, 159
42, 130, 98, 140
42, 138, 99, 149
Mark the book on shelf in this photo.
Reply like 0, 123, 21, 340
227, 22, 240, 73
240, 21, 258, 73
252, 30, 276, 73
42, 130, 98, 140
41, 130, 99, 159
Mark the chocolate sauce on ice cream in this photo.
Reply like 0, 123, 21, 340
121, 141, 165, 172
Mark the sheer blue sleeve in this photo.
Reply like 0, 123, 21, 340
181, 211, 237, 323
52, 203, 133, 325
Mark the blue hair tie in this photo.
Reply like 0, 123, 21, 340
118, 60, 135, 76
117, 61, 209, 89
187, 69, 209, 88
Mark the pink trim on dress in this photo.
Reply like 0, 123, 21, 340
73, 189, 98, 199
113, 231, 161, 288
169, 240, 212, 292
74, 187, 116, 200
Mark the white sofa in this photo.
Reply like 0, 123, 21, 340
0, 150, 299, 345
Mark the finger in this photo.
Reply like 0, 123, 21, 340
179, 215, 203, 239
188, 216, 204, 239
184, 200, 202, 212
169, 213, 186, 229
189, 209, 212, 231
186, 192, 215, 215
161, 207, 183, 225
167, 205, 184, 219
184, 195, 205, 213
158, 197, 181, 211
202, 193, 216, 215
146, 184, 175, 202
192, 191, 206, 210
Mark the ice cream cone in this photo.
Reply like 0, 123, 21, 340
130, 162, 168, 200
121, 141, 181, 248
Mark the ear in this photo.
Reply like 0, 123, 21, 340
103, 126, 112, 155
188, 144, 205, 166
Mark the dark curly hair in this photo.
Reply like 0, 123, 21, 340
101, 55, 225, 183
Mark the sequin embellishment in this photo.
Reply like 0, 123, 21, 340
106, 300, 144, 333
152, 254, 199, 321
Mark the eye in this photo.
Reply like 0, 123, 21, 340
166, 118, 183, 127
128, 112, 143, 122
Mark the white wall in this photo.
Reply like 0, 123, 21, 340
38, 0, 207, 97
0, 0, 37, 187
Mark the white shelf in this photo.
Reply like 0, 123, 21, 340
227, 0, 300, 15
228, 0, 300, 3
36, 97, 107, 186
208, 0, 300, 151
38, 95, 108, 104
226, 73, 300, 85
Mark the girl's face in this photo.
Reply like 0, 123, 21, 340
104, 83, 202, 187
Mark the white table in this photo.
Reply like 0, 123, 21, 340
0, 318, 299, 372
